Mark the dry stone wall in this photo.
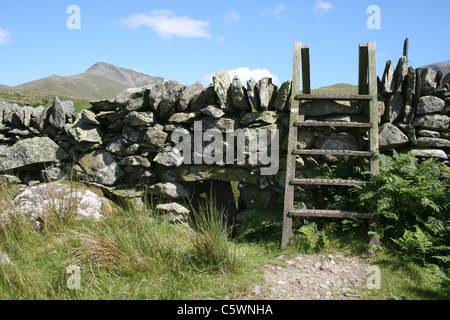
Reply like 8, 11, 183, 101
0, 61, 449, 232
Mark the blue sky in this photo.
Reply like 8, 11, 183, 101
0, 0, 449, 89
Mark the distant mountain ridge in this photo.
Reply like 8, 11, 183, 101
421, 60, 450, 76
9, 62, 169, 101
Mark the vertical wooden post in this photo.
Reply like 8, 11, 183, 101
367, 41, 380, 248
282, 42, 302, 249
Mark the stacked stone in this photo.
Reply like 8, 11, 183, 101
0, 71, 293, 227
378, 57, 450, 161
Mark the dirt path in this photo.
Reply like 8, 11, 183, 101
233, 253, 373, 300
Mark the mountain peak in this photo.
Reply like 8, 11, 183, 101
84, 62, 165, 88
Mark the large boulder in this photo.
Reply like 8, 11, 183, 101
379, 123, 409, 150
68, 118, 103, 143
416, 96, 446, 115
412, 114, 450, 131
0, 181, 118, 228
78, 150, 124, 186
213, 69, 232, 111
230, 76, 251, 113
0, 137, 69, 172
255, 78, 277, 111
176, 80, 203, 112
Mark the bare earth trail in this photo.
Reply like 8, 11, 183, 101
228, 253, 373, 300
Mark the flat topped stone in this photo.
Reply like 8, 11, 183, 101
0, 136, 69, 172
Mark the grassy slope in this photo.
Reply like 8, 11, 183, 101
13, 74, 128, 101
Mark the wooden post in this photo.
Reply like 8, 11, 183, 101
282, 42, 302, 249
367, 41, 380, 248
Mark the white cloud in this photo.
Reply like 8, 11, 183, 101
120, 10, 212, 39
261, 3, 286, 20
204, 67, 280, 87
274, 3, 286, 20
225, 11, 240, 25
0, 27, 11, 45
313, 0, 333, 14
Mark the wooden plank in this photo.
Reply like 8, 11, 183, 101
367, 41, 380, 248
294, 121, 372, 128
289, 210, 371, 219
282, 41, 303, 250
367, 41, 379, 176
358, 44, 369, 95
291, 179, 366, 187
301, 46, 311, 94
295, 94, 372, 101
293, 149, 373, 157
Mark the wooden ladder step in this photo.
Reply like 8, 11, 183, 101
293, 149, 373, 157
295, 93, 373, 101
289, 209, 371, 219
295, 121, 372, 128
291, 178, 366, 186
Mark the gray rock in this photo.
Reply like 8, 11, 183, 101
122, 126, 144, 144
1, 181, 117, 228
90, 99, 119, 112
48, 97, 70, 130
78, 150, 124, 186
255, 77, 277, 111
68, 118, 103, 143
416, 129, 441, 138
0, 250, 11, 265
118, 155, 151, 168
168, 112, 197, 124
153, 146, 184, 167
413, 114, 450, 131
397, 123, 417, 145
246, 78, 259, 110
124, 111, 154, 126
419, 68, 438, 96
404, 67, 416, 105
106, 133, 127, 155
416, 96, 445, 115
0, 137, 69, 172
240, 111, 279, 126
273, 80, 291, 112
149, 81, 185, 120
213, 69, 232, 111
201, 117, 236, 132
148, 182, 192, 199
81, 109, 100, 125
379, 123, 409, 149
200, 105, 225, 119
114, 85, 152, 112
409, 149, 448, 160
383, 92, 404, 124
191, 85, 216, 112
381, 60, 395, 95
177, 81, 203, 112
230, 76, 251, 113
155, 202, 190, 221
144, 126, 168, 148
394, 56, 408, 92
416, 137, 450, 148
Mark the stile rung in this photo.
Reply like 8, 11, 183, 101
294, 121, 372, 128
293, 149, 373, 157
291, 178, 366, 186
289, 209, 371, 219
295, 94, 372, 101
